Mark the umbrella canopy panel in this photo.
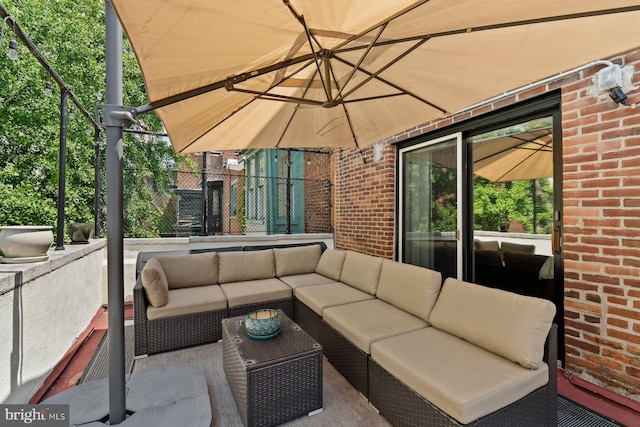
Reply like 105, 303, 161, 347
473, 128, 553, 182
110, 0, 640, 153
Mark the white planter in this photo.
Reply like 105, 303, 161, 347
0, 225, 54, 263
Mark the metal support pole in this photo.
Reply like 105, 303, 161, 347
201, 152, 207, 235
286, 149, 292, 234
94, 128, 102, 238
105, 0, 126, 424
55, 89, 68, 250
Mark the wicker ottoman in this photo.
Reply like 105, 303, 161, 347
222, 311, 323, 427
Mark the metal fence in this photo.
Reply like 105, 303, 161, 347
116, 170, 332, 237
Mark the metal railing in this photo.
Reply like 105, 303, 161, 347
113, 170, 332, 237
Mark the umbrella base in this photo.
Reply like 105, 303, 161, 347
42, 366, 211, 426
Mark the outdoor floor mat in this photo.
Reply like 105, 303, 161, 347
80, 330, 626, 427
558, 396, 623, 427
79, 323, 135, 384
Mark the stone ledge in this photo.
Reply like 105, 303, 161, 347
0, 239, 106, 296
125, 233, 334, 246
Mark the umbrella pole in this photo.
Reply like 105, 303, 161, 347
105, 0, 126, 423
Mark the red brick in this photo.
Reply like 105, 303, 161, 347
607, 296, 628, 306
602, 126, 640, 140
582, 218, 620, 227
582, 199, 620, 207
607, 317, 629, 329
609, 306, 640, 321
608, 328, 640, 345
582, 178, 621, 188
582, 274, 619, 285
565, 336, 601, 354
604, 265, 639, 277
602, 146, 640, 160
621, 157, 640, 168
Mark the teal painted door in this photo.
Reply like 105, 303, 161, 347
266, 150, 304, 234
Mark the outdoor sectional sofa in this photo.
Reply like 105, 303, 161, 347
134, 242, 557, 426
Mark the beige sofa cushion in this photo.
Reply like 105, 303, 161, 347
323, 299, 428, 354
501, 241, 535, 254
294, 282, 373, 316
429, 278, 556, 369
220, 278, 292, 308
315, 249, 346, 281
274, 245, 322, 277
146, 285, 227, 320
340, 251, 383, 295
376, 260, 442, 322
474, 240, 500, 252
155, 253, 218, 289
279, 273, 337, 289
371, 327, 549, 424
141, 258, 169, 307
218, 250, 275, 284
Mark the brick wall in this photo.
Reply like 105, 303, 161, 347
334, 143, 396, 258
303, 151, 334, 233
333, 47, 640, 402
562, 48, 640, 402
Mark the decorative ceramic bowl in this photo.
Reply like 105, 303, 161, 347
245, 309, 281, 339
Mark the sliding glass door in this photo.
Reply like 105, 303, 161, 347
399, 134, 462, 280
397, 99, 564, 362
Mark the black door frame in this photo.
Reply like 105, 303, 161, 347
206, 179, 223, 234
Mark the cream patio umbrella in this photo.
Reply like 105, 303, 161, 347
109, 1, 640, 153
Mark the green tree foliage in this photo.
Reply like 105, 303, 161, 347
473, 177, 553, 233
404, 161, 553, 235
0, 0, 184, 238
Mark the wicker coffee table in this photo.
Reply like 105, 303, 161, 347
222, 311, 323, 427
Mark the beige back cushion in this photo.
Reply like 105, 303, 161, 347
274, 245, 322, 277
376, 260, 442, 322
474, 240, 500, 252
218, 249, 275, 284
315, 249, 347, 281
340, 251, 384, 295
155, 253, 218, 289
500, 242, 535, 254
429, 278, 556, 369
141, 258, 169, 307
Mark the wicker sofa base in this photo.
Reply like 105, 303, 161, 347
322, 318, 369, 397
294, 298, 370, 397
293, 299, 326, 346
135, 297, 295, 356
145, 308, 227, 355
